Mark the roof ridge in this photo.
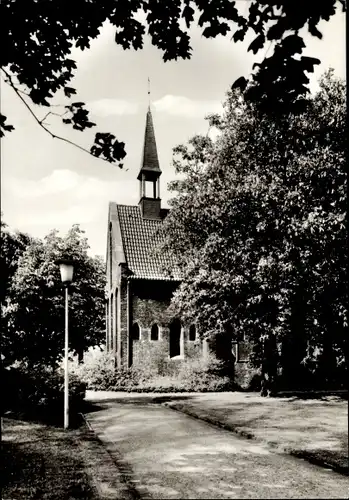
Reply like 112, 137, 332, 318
115, 203, 139, 208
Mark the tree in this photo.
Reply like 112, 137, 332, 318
1, 224, 106, 368
1, 0, 345, 163
161, 69, 347, 392
0, 218, 32, 305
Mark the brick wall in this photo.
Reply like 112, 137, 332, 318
117, 276, 257, 386
139, 197, 161, 220
118, 265, 129, 368
128, 279, 201, 365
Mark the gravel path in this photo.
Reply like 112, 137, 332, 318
84, 396, 349, 499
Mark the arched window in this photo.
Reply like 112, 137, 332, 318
110, 293, 114, 351
189, 324, 196, 341
151, 323, 159, 341
109, 222, 113, 286
131, 323, 140, 341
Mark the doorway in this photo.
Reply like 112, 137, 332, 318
169, 319, 181, 357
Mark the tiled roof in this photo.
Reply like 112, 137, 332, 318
116, 204, 181, 281
137, 108, 162, 180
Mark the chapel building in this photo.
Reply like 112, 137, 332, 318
105, 107, 201, 368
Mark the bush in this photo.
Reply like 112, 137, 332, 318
2, 364, 86, 416
70, 350, 117, 390
176, 353, 234, 391
74, 349, 234, 392
71, 350, 141, 390
234, 362, 261, 391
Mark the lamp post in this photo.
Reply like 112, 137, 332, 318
55, 259, 74, 429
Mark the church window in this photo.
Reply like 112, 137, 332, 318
189, 324, 196, 341
131, 323, 140, 341
109, 222, 113, 287
151, 323, 159, 341
110, 293, 114, 351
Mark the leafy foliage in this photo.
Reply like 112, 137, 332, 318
1, 1, 344, 158
0, 219, 32, 305
2, 364, 86, 416
161, 69, 347, 390
1, 224, 106, 368
74, 348, 233, 392
71, 351, 139, 391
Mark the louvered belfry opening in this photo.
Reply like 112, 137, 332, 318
138, 107, 162, 220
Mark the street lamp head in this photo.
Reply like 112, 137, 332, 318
55, 259, 74, 286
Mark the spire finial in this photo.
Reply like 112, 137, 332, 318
148, 77, 151, 108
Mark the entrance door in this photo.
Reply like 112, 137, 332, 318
169, 319, 181, 357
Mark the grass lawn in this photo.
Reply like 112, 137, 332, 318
163, 392, 348, 474
1, 416, 99, 500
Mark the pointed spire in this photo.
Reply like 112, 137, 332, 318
137, 106, 162, 180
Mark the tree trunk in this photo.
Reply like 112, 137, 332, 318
260, 334, 278, 397
78, 350, 84, 364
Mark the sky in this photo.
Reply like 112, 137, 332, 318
1, 6, 346, 258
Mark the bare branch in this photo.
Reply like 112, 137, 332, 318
39, 109, 69, 125
1, 68, 113, 165
17, 87, 31, 97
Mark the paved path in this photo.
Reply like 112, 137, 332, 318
84, 395, 349, 499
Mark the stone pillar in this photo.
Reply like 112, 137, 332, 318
203, 338, 209, 359
142, 173, 145, 198
141, 327, 150, 342
182, 327, 187, 358
108, 295, 112, 352
180, 328, 185, 357
105, 302, 109, 350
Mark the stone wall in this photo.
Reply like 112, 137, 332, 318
129, 279, 200, 365
116, 277, 258, 386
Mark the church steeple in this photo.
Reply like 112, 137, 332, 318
138, 105, 162, 219
137, 106, 162, 180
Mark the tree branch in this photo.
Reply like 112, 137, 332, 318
1, 68, 113, 165
39, 110, 69, 125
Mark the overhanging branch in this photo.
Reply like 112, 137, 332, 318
1, 68, 115, 165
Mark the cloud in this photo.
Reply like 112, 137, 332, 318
6, 170, 80, 199
6, 169, 136, 200
153, 95, 223, 118
87, 98, 139, 117
28, 204, 100, 226
4, 169, 139, 227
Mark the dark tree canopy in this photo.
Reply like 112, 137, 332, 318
0, 219, 33, 305
161, 70, 346, 390
1, 0, 345, 163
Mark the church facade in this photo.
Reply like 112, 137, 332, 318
105, 107, 204, 368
